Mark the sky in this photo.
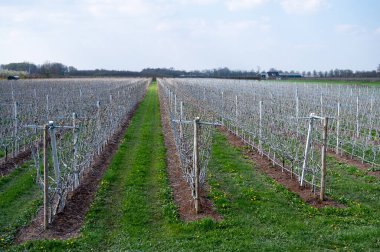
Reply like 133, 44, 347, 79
0, 0, 379, 72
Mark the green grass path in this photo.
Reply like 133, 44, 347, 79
0, 162, 41, 248
13, 83, 380, 251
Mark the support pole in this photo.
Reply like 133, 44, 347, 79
221, 91, 224, 125
13, 102, 18, 157
336, 102, 340, 154
320, 117, 328, 201
46, 95, 49, 120
180, 101, 184, 139
193, 117, 200, 214
320, 93, 323, 116
72, 113, 79, 188
49, 121, 62, 213
235, 95, 238, 135
301, 115, 314, 187
259, 101, 263, 155
43, 124, 49, 229
96, 101, 101, 155
356, 96, 359, 138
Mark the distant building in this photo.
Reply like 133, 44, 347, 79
7, 75, 20, 80
267, 71, 280, 79
280, 73, 303, 79
261, 71, 302, 79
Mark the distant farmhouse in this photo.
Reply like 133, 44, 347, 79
7, 75, 20, 80
261, 71, 302, 80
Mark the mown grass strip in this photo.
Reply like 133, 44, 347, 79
0, 162, 41, 249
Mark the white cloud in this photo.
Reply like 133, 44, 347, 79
225, 0, 268, 11
155, 18, 270, 38
375, 27, 380, 34
280, 0, 327, 14
335, 24, 366, 35
293, 43, 322, 50
178, 0, 219, 5
84, 0, 156, 17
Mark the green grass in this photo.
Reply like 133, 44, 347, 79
0, 162, 42, 249
11, 83, 380, 251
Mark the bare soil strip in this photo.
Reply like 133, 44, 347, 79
158, 86, 221, 221
218, 127, 343, 208
0, 149, 32, 176
15, 100, 142, 243
327, 151, 380, 179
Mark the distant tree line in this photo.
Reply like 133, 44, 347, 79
1, 62, 380, 79
0, 62, 77, 78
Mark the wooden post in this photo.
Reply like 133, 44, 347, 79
43, 124, 49, 229
96, 101, 101, 155
301, 115, 314, 187
235, 95, 238, 135
356, 96, 359, 138
169, 91, 172, 113
13, 102, 18, 157
49, 121, 62, 213
259, 100, 263, 155
193, 117, 200, 214
320, 93, 323, 116
46, 95, 49, 120
320, 117, 328, 201
79, 88, 83, 116
336, 102, 340, 154
295, 88, 299, 140
221, 91, 224, 125
180, 102, 184, 139
72, 113, 79, 189
49, 121, 60, 188
174, 94, 177, 117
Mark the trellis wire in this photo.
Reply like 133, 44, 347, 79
158, 78, 217, 210
0, 78, 149, 224
159, 78, 377, 192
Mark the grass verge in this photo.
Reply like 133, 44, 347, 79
0, 162, 41, 249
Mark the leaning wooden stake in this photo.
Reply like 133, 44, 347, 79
193, 117, 200, 214
320, 117, 328, 201
43, 124, 49, 230
301, 116, 314, 187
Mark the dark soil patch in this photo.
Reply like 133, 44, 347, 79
0, 149, 32, 176
158, 86, 221, 221
15, 100, 142, 243
218, 127, 344, 208
328, 150, 380, 179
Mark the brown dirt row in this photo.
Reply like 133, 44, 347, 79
158, 85, 221, 221
218, 127, 344, 208
0, 149, 32, 176
327, 150, 380, 179
15, 100, 142, 243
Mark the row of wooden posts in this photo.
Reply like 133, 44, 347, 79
37, 114, 328, 226
186, 113, 329, 216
